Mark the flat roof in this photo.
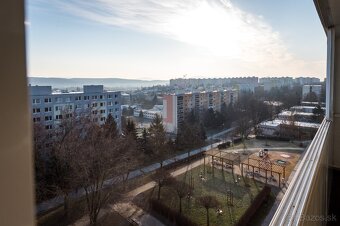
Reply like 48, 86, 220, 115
279, 111, 315, 116
259, 119, 320, 129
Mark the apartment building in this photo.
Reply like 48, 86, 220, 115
259, 77, 295, 91
302, 84, 322, 99
163, 90, 238, 133
169, 77, 259, 89
295, 76, 321, 85
29, 85, 121, 130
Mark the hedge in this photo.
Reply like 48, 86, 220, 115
236, 186, 271, 226
149, 199, 199, 226
217, 141, 231, 149
256, 135, 290, 141
163, 152, 204, 170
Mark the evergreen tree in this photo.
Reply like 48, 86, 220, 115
138, 128, 150, 154
313, 105, 325, 123
138, 110, 144, 123
152, 94, 158, 105
149, 114, 168, 166
125, 119, 137, 140
103, 113, 118, 139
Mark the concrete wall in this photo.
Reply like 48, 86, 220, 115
0, 0, 35, 225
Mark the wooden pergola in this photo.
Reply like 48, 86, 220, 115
203, 150, 241, 176
241, 156, 286, 187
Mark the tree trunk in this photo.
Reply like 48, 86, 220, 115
90, 207, 99, 226
206, 208, 210, 226
158, 185, 161, 200
63, 193, 69, 217
179, 197, 182, 213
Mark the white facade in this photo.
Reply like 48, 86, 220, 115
29, 85, 122, 130
133, 108, 162, 120
258, 119, 320, 137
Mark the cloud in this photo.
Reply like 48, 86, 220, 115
50, 0, 292, 62
30, 0, 325, 79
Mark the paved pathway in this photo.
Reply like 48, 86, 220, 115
112, 202, 164, 226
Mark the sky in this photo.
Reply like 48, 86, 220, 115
26, 0, 327, 80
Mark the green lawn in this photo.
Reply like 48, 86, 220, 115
150, 165, 265, 226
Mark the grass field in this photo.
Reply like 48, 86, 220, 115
145, 165, 265, 226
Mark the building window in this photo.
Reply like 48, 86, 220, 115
45, 125, 52, 130
92, 110, 98, 115
32, 98, 40, 104
115, 108, 118, 112
100, 110, 105, 114
92, 103, 98, 107
66, 113, 72, 118
108, 94, 112, 99
44, 107, 52, 112
55, 106, 61, 111
33, 108, 41, 114
45, 116, 52, 121
56, 115, 63, 120
44, 98, 52, 103
115, 101, 118, 105
33, 117, 41, 123
85, 104, 90, 109
92, 95, 97, 100
100, 117, 106, 121
100, 102, 105, 107
75, 104, 81, 109
99, 95, 103, 99
115, 94, 117, 98
84, 96, 90, 100
108, 109, 113, 113
115, 115, 118, 119
75, 96, 82, 101
107, 101, 112, 106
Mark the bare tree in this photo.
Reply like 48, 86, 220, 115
196, 195, 220, 226
50, 110, 79, 216
236, 114, 252, 151
151, 168, 173, 200
35, 107, 140, 224
171, 180, 191, 213
33, 122, 50, 203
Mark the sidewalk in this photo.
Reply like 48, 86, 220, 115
112, 202, 164, 226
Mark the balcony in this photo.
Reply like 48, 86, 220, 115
270, 119, 332, 225
269, 0, 340, 225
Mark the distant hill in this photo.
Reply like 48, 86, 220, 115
28, 77, 169, 89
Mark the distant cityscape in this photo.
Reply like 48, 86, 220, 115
29, 76, 324, 136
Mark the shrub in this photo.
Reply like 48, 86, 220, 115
233, 136, 242, 144
149, 199, 198, 226
218, 143, 228, 149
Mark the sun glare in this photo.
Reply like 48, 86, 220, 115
166, 1, 254, 58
